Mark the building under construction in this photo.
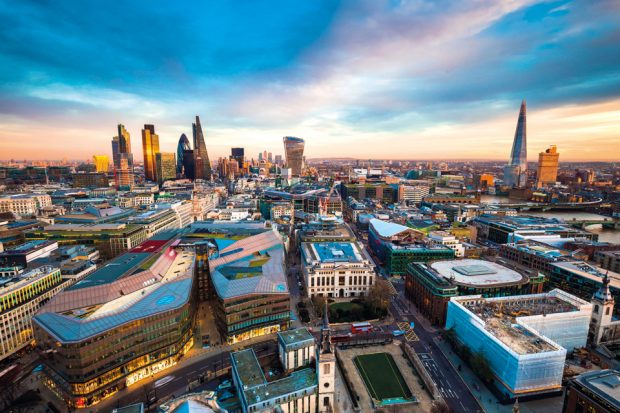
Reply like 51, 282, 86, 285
446, 289, 592, 401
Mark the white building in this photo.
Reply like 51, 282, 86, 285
301, 241, 375, 298
117, 193, 154, 208
0, 194, 52, 215
446, 289, 592, 399
398, 184, 430, 204
428, 231, 465, 257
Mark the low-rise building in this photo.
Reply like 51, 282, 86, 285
563, 370, 620, 413
405, 259, 545, 326
594, 250, 620, 274
117, 193, 155, 208
301, 242, 375, 298
368, 218, 454, 275
0, 240, 58, 268
499, 240, 575, 275
446, 289, 592, 401
71, 172, 109, 188
0, 194, 52, 216
127, 208, 179, 237
0, 266, 66, 361
427, 231, 464, 257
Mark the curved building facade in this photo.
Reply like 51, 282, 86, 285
33, 236, 197, 408
177, 133, 191, 177
283, 136, 305, 177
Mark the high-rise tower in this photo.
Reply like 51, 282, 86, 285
177, 134, 191, 177
192, 116, 212, 181
589, 272, 615, 346
503, 100, 528, 188
142, 124, 160, 182
112, 124, 134, 189
536, 145, 560, 188
283, 136, 305, 177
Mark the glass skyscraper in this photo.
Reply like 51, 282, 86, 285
142, 124, 160, 182
503, 100, 528, 188
283, 136, 305, 177
111, 124, 134, 189
192, 116, 212, 181
176, 134, 191, 177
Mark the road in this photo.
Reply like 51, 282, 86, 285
92, 339, 278, 412
389, 283, 484, 413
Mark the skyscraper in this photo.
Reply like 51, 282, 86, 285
112, 124, 134, 189
192, 116, 212, 181
283, 136, 305, 177
231, 147, 244, 169
177, 134, 191, 177
536, 145, 560, 188
92, 155, 109, 173
156, 152, 176, 185
503, 100, 528, 188
142, 124, 160, 182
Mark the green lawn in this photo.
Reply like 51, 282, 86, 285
353, 353, 413, 402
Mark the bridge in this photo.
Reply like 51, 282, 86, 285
564, 217, 620, 230
482, 198, 603, 212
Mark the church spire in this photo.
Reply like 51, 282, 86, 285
594, 271, 614, 302
321, 301, 332, 354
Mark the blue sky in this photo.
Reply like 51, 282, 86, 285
0, 0, 619, 161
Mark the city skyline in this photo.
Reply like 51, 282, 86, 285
0, 1, 619, 161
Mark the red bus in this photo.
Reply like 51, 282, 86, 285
351, 322, 372, 334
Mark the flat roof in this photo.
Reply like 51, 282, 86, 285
303, 242, 363, 263
277, 328, 314, 346
430, 259, 526, 287
574, 370, 620, 410
551, 261, 620, 289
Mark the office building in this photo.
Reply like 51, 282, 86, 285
503, 100, 528, 188
156, 152, 176, 185
114, 155, 134, 189
0, 266, 66, 362
427, 231, 465, 257
231, 328, 318, 413
536, 145, 559, 188
141, 124, 160, 182
189, 221, 290, 344
594, 250, 620, 273
192, 116, 212, 180
0, 194, 52, 215
231, 147, 244, 169
127, 208, 179, 237
405, 259, 545, 326
0, 240, 58, 268
301, 242, 375, 298
33, 235, 196, 408
548, 261, 620, 316
117, 192, 155, 208
176, 134, 191, 177
112, 124, 132, 169
499, 240, 576, 275
398, 184, 430, 204
55, 204, 134, 225
92, 155, 109, 173
72, 172, 109, 188
473, 214, 597, 245
26, 223, 148, 259
563, 370, 620, 413
446, 289, 591, 400
341, 183, 397, 204
368, 219, 454, 276
283, 136, 305, 176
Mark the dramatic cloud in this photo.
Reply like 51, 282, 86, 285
0, 0, 618, 161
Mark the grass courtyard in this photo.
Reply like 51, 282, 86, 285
353, 352, 413, 404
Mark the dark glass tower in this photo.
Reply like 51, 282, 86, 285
503, 100, 527, 188
231, 147, 244, 168
176, 134, 191, 177
192, 116, 212, 180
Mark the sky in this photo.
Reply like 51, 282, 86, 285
0, 0, 619, 162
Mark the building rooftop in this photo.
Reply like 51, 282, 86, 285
1, 240, 55, 254
454, 289, 589, 355
34, 237, 194, 342
277, 328, 314, 347
430, 259, 527, 287
369, 218, 410, 238
302, 242, 364, 264
0, 266, 60, 298
551, 261, 620, 289
573, 369, 620, 411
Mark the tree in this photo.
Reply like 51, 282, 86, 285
365, 279, 392, 314
312, 295, 326, 317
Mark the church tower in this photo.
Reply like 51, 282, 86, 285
317, 302, 335, 412
590, 272, 615, 346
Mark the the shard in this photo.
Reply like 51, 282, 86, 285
192, 115, 212, 180
503, 100, 527, 188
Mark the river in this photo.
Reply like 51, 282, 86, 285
479, 195, 620, 244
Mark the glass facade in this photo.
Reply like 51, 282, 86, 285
283, 136, 305, 177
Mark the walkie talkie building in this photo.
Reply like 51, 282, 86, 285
283, 136, 305, 177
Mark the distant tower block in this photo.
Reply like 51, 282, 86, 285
503, 100, 528, 188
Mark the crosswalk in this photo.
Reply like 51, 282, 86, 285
396, 321, 419, 342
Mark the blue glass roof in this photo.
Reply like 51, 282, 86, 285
35, 278, 192, 342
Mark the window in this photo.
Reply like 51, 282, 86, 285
323, 363, 330, 374
323, 396, 330, 406
594, 305, 599, 314
606, 307, 611, 315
